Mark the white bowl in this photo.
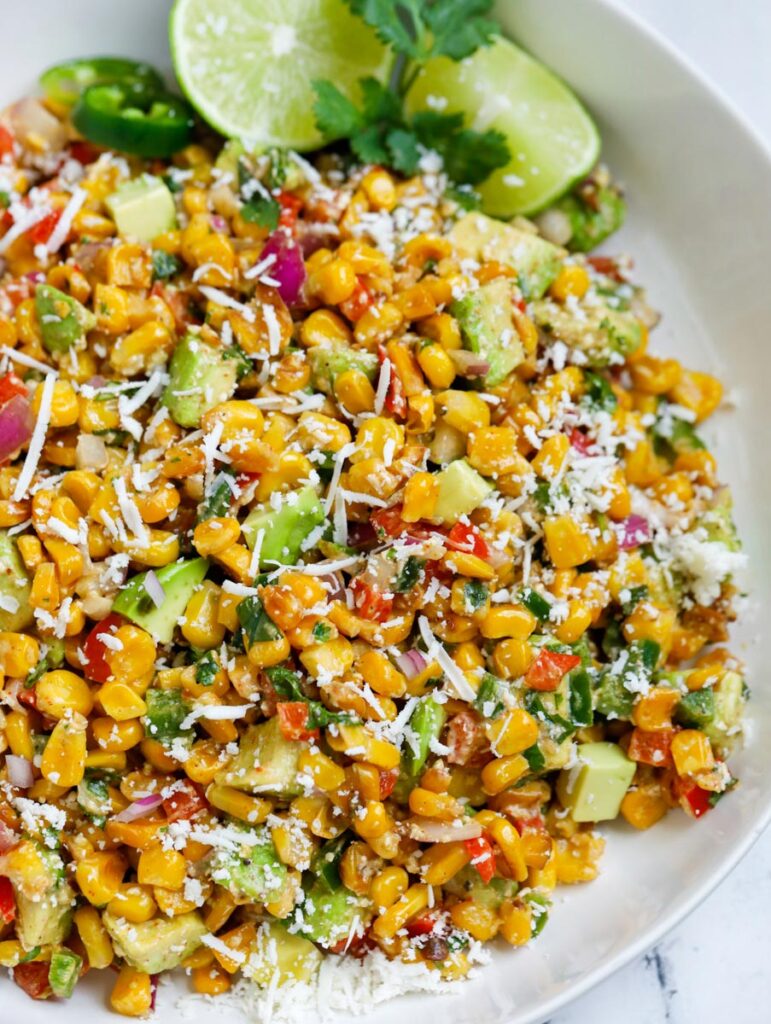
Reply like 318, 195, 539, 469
3, 1, 770, 1021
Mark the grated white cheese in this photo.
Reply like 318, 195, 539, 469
13, 371, 56, 501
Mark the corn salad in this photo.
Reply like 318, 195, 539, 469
0, 83, 746, 1014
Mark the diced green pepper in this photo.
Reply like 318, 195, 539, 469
48, 948, 83, 999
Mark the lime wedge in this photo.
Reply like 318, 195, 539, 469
169, 0, 391, 150
404, 37, 600, 217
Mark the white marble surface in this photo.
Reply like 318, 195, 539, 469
553, 3, 771, 1021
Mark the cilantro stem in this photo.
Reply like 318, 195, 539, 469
400, 63, 422, 98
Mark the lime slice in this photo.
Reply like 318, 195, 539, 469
169, 0, 391, 150
404, 37, 600, 217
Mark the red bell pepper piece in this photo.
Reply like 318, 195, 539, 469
464, 835, 496, 883
446, 521, 490, 560
0, 125, 14, 159
406, 912, 438, 937
341, 277, 373, 322
276, 701, 319, 743
0, 875, 16, 923
627, 727, 675, 768
13, 961, 51, 1000
277, 191, 303, 231
525, 649, 582, 691
371, 504, 436, 543
80, 612, 124, 683
69, 140, 101, 165
349, 577, 394, 622
0, 372, 28, 407
377, 345, 407, 419
163, 780, 207, 822
27, 209, 62, 246
679, 782, 712, 819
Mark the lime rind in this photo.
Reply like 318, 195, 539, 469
169, 0, 392, 151
404, 37, 600, 217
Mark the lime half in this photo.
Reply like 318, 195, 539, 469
404, 37, 600, 217
170, 0, 391, 150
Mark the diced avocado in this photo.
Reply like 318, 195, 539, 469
548, 184, 626, 253
106, 173, 177, 242
48, 948, 83, 999
451, 277, 524, 387
531, 297, 643, 366
432, 459, 492, 524
214, 138, 246, 178
216, 716, 304, 797
308, 345, 379, 394
242, 486, 326, 567
163, 334, 238, 428
13, 848, 74, 952
697, 488, 741, 552
449, 212, 563, 299
35, 284, 96, 354
103, 910, 207, 974
444, 866, 517, 911
112, 557, 209, 644
0, 529, 33, 631
143, 688, 192, 744
311, 834, 350, 892
704, 670, 746, 752
557, 741, 635, 822
207, 826, 288, 903
295, 880, 369, 950
249, 921, 322, 986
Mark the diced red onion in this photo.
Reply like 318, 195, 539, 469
86, 375, 107, 389
0, 395, 33, 462
149, 975, 158, 1012
143, 571, 166, 610
23, 271, 46, 284
318, 572, 346, 604
408, 816, 482, 843
534, 207, 573, 247
395, 649, 428, 680
618, 514, 651, 550
297, 221, 339, 258
6, 754, 34, 789
260, 229, 306, 306
112, 793, 164, 823
449, 350, 491, 379
210, 214, 228, 233
0, 819, 19, 853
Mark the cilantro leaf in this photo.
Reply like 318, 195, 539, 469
423, 0, 499, 60
386, 128, 422, 174
351, 124, 390, 165
241, 195, 280, 230
312, 79, 364, 138
359, 76, 402, 122
439, 127, 509, 186
347, 0, 425, 59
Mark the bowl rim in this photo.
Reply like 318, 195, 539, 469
508, 2, 771, 1020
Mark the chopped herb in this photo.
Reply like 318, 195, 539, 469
519, 587, 551, 621
522, 743, 546, 772
312, 621, 333, 643
474, 672, 505, 718
152, 249, 182, 280
237, 595, 282, 645
621, 584, 648, 616
583, 369, 618, 412
195, 650, 219, 688
395, 555, 425, 593
241, 195, 280, 230
197, 470, 236, 522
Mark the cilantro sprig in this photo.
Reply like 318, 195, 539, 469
313, 0, 509, 187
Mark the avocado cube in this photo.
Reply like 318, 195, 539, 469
308, 345, 379, 394
451, 278, 524, 387
0, 530, 33, 631
705, 671, 746, 752
106, 174, 177, 242
242, 485, 326, 567
295, 881, 369, 949
531, 298, 643, 366
249, 921, 322, 985
557, 741, 635, 822
207, 829, 288, 903
112, 557, 209, 644
48, 948, 83, 999
432, 459, 492, 524
216, 717, 304, 797
163, 334, 239, 428
102, 910, 207, 974
550, 185, 627, 253
16, 882, 75, 951
35, 284, 96, 354
449, 212, 563, 299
